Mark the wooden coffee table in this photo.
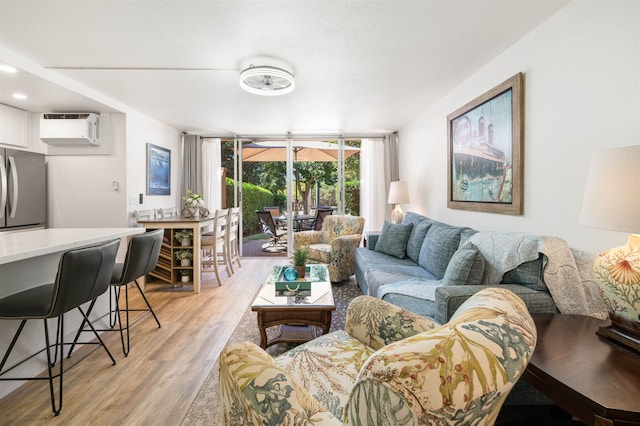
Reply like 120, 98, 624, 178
251, 264, 335, 349
525, 314, 640, 425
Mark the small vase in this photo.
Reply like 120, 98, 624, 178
283, 267, 298, 281
181, 239, 192, 247
181, 275, 190, 283
295, 265, 306, 279
180, 259, 191, 266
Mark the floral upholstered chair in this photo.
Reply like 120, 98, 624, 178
219, 287, 537, 425
293, 215, 365, 282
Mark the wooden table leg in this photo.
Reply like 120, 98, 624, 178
256, 312, 268, 349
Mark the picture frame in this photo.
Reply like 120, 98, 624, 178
447, 72, 523, 215
146, 143, 171, 195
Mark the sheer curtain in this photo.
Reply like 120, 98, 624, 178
360, 138, 387, 233
202, 138, 222, 213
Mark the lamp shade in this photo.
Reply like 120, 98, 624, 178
388, 181, 410, 205
579, 145, 640, 234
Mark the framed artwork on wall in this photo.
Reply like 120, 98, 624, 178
146, 143, 171, 195
447, 72, 524, 215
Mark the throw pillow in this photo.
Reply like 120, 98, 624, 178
442, 247, 485, 286
501, 255, 545, 291
418, 223, 463, 279
375, 221, 414, 259
405, 220, 432, 263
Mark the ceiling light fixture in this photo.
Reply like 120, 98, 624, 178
12, 93, 27, 100
239, 65, 295, 96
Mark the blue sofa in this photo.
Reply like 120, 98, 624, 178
355, 212, 563, 324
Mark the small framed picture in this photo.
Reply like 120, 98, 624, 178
447, 73, 524, 215
146, 143, 171, 196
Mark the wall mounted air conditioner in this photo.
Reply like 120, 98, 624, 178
40, 113, 100, 146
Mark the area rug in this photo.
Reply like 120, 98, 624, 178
181, 277, 363, 425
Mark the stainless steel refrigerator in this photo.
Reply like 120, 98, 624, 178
0, 148, 46, 230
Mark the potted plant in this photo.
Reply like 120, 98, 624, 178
292, 245, 311, 278
183, 190, 204, 218
174, 229, 193, 246
179, 269, 191, 283
175, 249, 193, 266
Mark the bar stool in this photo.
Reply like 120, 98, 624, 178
0, 238, 120, 416
226, 207, 241, 273
69, 229, 163, 357
201, 208, 230, 286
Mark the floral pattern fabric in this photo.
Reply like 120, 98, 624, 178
219, 287, 536, 425
294, 215, 365, 282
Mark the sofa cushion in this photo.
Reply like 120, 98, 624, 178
375, 221, 413, 259
459, 227, 478, 245
405, 220, 432, 263
501, 255, 545, 291
442, 247, 485, 286
381, 293, 437, 319
402, 211, 431, 225
418, 223, 463, 279
367, 269, 437, 297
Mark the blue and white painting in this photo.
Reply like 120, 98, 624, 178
147, 143, 171, 195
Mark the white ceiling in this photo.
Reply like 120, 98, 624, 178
0, 0, 569, 137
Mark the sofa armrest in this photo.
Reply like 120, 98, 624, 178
345, 295, 438, 350
434, 284, 558, 324
219, 341, 340, 425
293, 229, 324, 247
365, 232, 380, 250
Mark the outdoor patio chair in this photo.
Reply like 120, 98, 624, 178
301, 207, 333, 231
256, 210, 287, 252
264, 206, 285, 230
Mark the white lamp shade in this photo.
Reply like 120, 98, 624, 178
388, 181, 410, 204
579, 145, 640, 234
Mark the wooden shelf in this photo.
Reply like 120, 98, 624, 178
146, 228, 195, 285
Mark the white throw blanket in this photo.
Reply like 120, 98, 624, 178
462, 232, 608, 320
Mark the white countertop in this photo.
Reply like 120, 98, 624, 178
0, 228, 145, 265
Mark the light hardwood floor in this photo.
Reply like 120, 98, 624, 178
0, 257, 281, 425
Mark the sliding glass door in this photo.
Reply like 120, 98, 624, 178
222, 136, 361, 257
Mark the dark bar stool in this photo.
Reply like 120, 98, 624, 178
0, 238, 121, 416
70, 229, 163, 357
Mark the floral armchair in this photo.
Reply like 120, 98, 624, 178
219, 287, 537, 425
293, 215, 365, 282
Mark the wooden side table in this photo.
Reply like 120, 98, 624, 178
525, 314, 640, 425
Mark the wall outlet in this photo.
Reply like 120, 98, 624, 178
128, 195, 139, 205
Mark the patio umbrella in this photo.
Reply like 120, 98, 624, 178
242, 141, 360, 162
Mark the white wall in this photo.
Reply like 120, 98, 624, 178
43, 112, 128, 228
399, 0, 639, 254
38, 110, 181, 228
125, 110, 182, 226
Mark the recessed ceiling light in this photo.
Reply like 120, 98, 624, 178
0, 64, 17, 73
12, 93, 27, 100
239, 65, 295, 96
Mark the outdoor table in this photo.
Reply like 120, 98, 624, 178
276, 214, 314, 231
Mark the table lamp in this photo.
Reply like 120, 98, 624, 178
579, 145, 640, 352
388, 180, 410, 224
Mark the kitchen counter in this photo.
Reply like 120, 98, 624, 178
0, 227, 144, 399
0, 227, 143, 265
